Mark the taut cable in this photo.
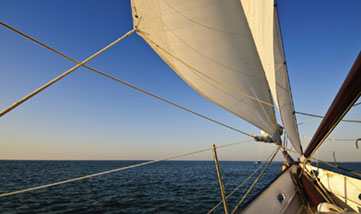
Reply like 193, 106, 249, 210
0, 22, 253, 138
0, 140, 251, 198
207, 150, 275, 213
231, 148, 279, 213
295, 111, 361, 123
0, 23, 135, 117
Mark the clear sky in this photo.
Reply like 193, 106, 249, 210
0, 0, 360, 162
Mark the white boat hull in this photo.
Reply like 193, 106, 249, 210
239, 163, 361, 213
241, 164, 306, 214
304, 164, 361, 213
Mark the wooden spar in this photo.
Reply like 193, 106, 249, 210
280, 147, 294, 164
300, 173, 326, 208
212, 144, 229, 214
294, 52, 361, 211
279, 147, 326, 209
303, 52, 361, 159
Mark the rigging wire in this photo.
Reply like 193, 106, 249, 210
302, 165, 338, 206
0, 21, 253, 138
231, 148, 279, 213
301, 136, 360, 150
312, 158, 361, 178
295, 111, 361, 123
0, 140, 252, 198
285, 148, 361, 178
327, 139, 337, 166
207, 150, 275, 214
353, 101, 361, 107
301, 136, 359, 142
0, 23, 136, 118
297, 117, 321, 126
301, 168, 336, 206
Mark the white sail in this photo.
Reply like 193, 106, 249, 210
241, 0, 302, 153
130, 0, 281, 142
273, 9, 302, 154
241, 0, 277, 106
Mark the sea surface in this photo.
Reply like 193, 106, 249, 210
0, 160, 360, 213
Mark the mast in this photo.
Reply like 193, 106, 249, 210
303, 52, 361, 159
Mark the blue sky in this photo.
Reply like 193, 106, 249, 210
0, 0, 360, 161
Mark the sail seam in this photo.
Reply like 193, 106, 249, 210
139, 32, 275, 108
161, 23, 264, 81
161, 0, 248, 36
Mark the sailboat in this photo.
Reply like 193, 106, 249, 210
0, 0, 360, 213
129, 1, 361, 213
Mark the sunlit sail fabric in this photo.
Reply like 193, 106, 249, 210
131, 0, 281, 142
241, 0, 302, 153
272, 9, 302, 154
241, 0, 276, 106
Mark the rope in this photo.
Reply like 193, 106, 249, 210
89, 70, 253, 137
303, 165, 336, 205
139, 31, 275, 108
301, 136, 359, 142
297, 117, 321, 126
0, 21, 253, 138
295, 111, 361, 123
0, 22, 279, 205
301, 136, 360, 153
0, 140, 251, 198
231, 148, 279, 213
314, 159, 361, 178
327, 139, 337, 166
0, 25, 136, 117
353, 102, 361, 107
285, 148, 361, 178
207, 150, 275, 214
310, 157, 361, 178
0, 22, 91, 66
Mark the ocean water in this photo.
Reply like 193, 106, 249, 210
0, 161, 360, 213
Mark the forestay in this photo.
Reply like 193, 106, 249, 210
130, 0, 301, 151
